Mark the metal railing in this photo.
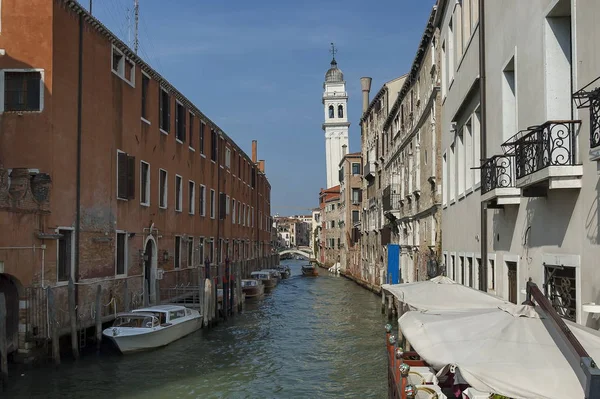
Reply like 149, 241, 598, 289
502, 120, 580, 179
383, 186, 402, 212
480, 155, 516, 194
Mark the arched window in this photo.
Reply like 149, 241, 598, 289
328, 105, 334, 118
338, 105, 344, 118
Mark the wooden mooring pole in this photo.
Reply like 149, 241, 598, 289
0, 293, 8, 382
95, 285, 102, 352
68, 277, 79, 360
48, 288, 60, 365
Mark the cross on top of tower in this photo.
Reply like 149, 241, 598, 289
330, 42, 337, 59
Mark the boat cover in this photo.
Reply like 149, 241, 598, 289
387, 277, 600, 399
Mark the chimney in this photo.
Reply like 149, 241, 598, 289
360, 77, 372, 114
252, 140, 257, 163
258, 160, 265, 173
342, 144, 347, 157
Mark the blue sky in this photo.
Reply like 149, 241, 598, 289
89, 0, 435, 216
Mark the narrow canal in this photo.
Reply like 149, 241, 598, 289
4, 259, 388, 398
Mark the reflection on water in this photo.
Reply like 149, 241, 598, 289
4, 260, 387, 399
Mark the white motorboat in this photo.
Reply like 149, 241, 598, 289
103, 304, 202, 354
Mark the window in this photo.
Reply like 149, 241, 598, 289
210, 189, 215, 219
226, 195, 230, 215
351, 163, 361, 175
465, 120, 473, 190
488, 259, 495, 290
199, 121, 205, 154
116, 232, 127, 275
243, 204, 246, 226
199, 185, 206, 216
189, 112, 194, 149
328, 105, 334, 118
225, 148, 231, 168
232, 199, 236, 224
338, 105, 343, 118
188, 237, 194, 267
174, 236, 181, 268
4, 71, 42, 112
175, 175, 182, 212
57, 229, 73, 282
442, 152, 448, 206
219, 193, 226, 220
238, 202, 242, 224
211, 129, 218, 162
188, 181, 195, 214
140, 161, 150, 206
111, 46, 134, 86
473, 109, 481, 186
175, 102, 186, 142
352, 188, 361, 204
159, 88, 170, 132
117, 151, 135, 200
352, 210, 359, 223
159, 169, 167, 208
457, 130, 465, 195
141, 73, 150, 121
502, 58, 516, 142
208, 239, 214, 263
330, 220, 335, 228
198, 237, 205, 264
449, 142, 456, 201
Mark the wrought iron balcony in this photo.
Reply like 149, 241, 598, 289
481, 155, 516, 195
382, 185, 402, 212
573, 76, 600, 154
364, 161, 376, 179
502, 120, 581, 180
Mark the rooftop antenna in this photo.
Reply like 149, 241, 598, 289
89, 0, 93, 15
134, 0, 139, 54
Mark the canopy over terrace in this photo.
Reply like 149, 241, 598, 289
382, 277, 600, 399
381, 275, 513, 312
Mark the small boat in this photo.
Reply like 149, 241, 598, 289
251, 271, 277, 291
301, 263, 319, 277
262, 269, 282, 282
103, 305, 202, 354
276, 265, 291, 279
241, 279, 265, 300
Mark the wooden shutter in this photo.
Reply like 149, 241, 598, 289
127, 155, 135, 199
117, 152, 128, 199
159, 88, 163, 128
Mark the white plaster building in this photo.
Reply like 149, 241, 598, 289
477, 0, 600, 327
323, 55, 350, 189
310, 208, 321, 258
436, 0, 483, 291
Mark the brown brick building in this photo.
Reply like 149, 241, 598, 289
0, 0, 272, 353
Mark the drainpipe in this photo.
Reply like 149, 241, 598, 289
75, 13, 84, 301
478, 0, 488, 292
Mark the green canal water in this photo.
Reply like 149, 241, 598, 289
3, 260, 388, 398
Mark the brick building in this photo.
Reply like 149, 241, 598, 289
319, 185, 341, 266
0, 0, 272, 353
338, 150, 362, 276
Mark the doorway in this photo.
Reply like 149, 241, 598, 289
506, 261, 517, 304
144, 236, 157, 305
0, 274, 22, 352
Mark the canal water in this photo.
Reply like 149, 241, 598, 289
3, 259, 388, 398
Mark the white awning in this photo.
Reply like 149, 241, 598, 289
382, 276, 512, 312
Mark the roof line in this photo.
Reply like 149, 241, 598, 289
61, 0, 257, 168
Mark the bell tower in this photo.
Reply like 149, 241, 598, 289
322, 43, 350, 189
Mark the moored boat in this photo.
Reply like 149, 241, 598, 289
301, 264, 319, 276
241, 279, 265, 300
276, 265, 291, 279
103, 304, 202, 354
251, 271, 277, 291
262, 269, 282, 282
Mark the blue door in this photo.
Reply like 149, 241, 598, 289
387, 244, 400, 284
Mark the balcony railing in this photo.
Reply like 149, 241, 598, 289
502, 120, 580, 179
481, 155, 516, 194
382, 185, 402, 212
573, 76, 600, 149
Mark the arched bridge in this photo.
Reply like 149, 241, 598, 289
278, 248, 312, 259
